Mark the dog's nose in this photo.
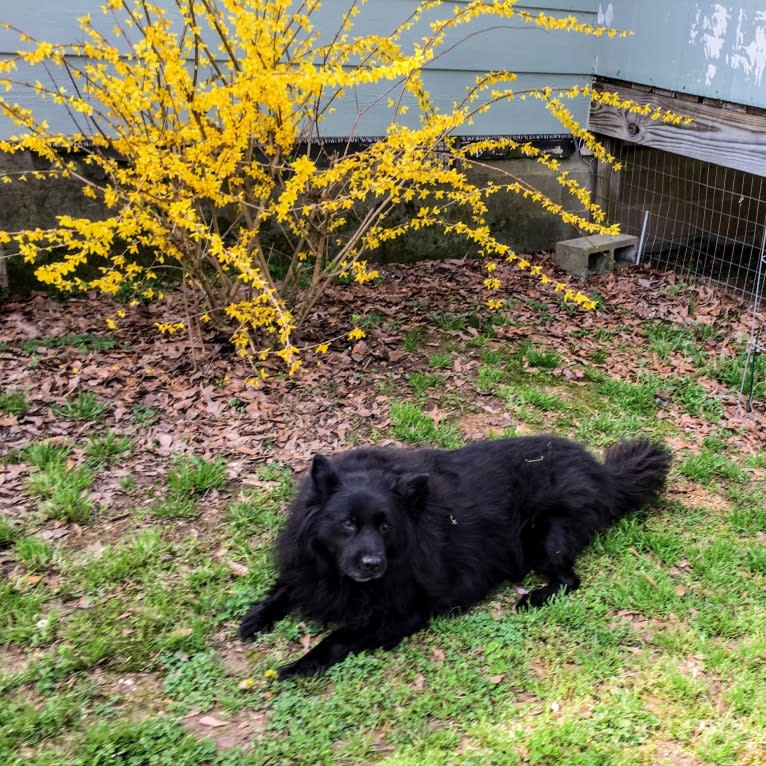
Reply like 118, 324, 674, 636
360, 555, 383, 574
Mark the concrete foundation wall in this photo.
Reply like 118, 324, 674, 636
0, 149, 593, 291
374, 154, 591, 263
0, 150, 108, 232
0, 150, 109, 293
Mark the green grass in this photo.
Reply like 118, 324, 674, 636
149, 454, 229, 518
427, 350, 452, 369
408, 371, 444, 396
678, 450, 750, 484
352, 311, 383, 331
17, 432, 133, 524
17, 332, 119, 355
525, 347, 561, 369
642, 323, 764, 402
509, 339, 551, 369
0, 517, 19, 547
21, 440, 72, 469
24, 447, 95, 523
132, 403, 161, 425
473, 341, 562, 395
526, 298, 554, 321
475, 363, 505, 392
14, 536, 54, 571
708, 347, 766, 400
0, 388, 29, 415
166, 454, 228, 497
656, 373, 724, 421
503, 384, 567, 413
2, 309, 766, 766
589, 371, 658, 416
52, 391, 108, 422
3, 441, 764, 766
151, 495, 200, 519
645, 320, 717, 363
389, 401, 463, 448
85, 429, 134, 467
431, 311, 468, 331
403, 325, 428, 352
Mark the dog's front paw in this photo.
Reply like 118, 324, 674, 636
514, 590, 547, 610
277, 655, 324, 679
514, 592, 531, 611
514, 586, 558, 610
238, 603, 273, 640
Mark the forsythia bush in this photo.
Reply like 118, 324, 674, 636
0, 0, 689, 376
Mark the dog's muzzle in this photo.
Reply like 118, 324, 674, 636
348, 553, 386, 582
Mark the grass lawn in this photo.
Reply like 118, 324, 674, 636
1, 260, 765, 765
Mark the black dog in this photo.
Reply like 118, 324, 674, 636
239, 435, 671, 677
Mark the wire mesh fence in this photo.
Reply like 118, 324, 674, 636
594, 139, 766, 411
597, 142, 766, 303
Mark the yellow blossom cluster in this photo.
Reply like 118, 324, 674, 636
588, 86, 694, 126
0, 1, 686, 374
155, 321, 186, 335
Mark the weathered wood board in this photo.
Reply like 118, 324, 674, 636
589, 81, 766, 177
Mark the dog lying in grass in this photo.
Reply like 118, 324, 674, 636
239, 435, 671, 677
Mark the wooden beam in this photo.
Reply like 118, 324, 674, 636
589, 81, 766, 178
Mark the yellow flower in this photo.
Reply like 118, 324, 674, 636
315, 342, 330, 354
155, 321, 185, 335
347, 327, 366, 341
106, 318, 117, 330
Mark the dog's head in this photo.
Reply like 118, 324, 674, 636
300, 454, 428, 583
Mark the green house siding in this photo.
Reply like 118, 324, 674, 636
594, 1, 766, 108
4, 1, 766, 139
0, 0, 598, 140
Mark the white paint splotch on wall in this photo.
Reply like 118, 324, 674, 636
690, 3, 766, 87
730, 10, 766, 85
597, 3, 615, 26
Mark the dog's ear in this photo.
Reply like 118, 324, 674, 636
310, 454, 339, 500
394, 473, 429, 509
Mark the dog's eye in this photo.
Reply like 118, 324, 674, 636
379, 521, 392, 534
342, 518, 356, 531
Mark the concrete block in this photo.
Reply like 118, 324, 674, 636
555, 234, 638, 279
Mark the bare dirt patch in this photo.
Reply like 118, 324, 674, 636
667, 481, 733, 514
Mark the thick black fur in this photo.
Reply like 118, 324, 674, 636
239, 435, 671, 677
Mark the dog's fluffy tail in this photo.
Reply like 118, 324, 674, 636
604, 439, 672, 518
